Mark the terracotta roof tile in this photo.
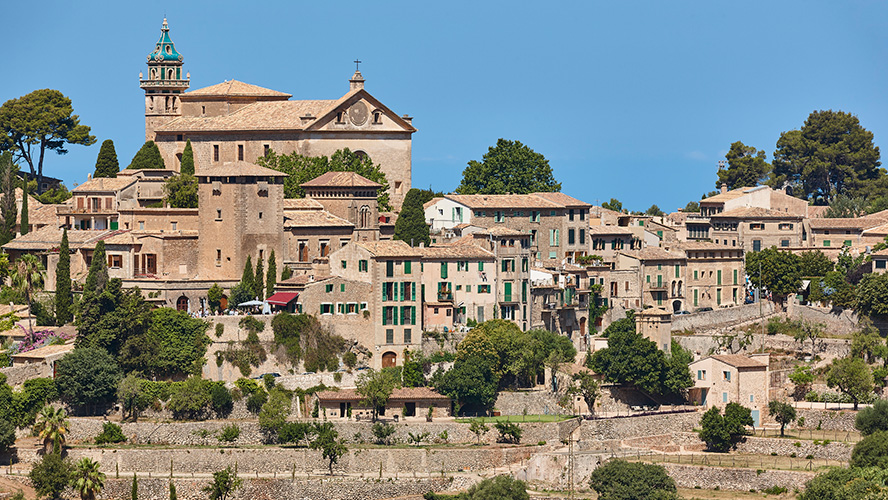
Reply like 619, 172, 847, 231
531, 192, 591, 207
157, 100, 335, 132
301, 171, 381, 188
283, 198, 324, 210
421, 245, 494, 259
618, 248, 685, 261
711, 206, 803, 220
73, 176, 136, 193
356, 240, 421, 258
283, 210, 353, 228
195, 161, 286, 177
423, 197, 443, 210
587, 225, 633, 235
443, 194, 563, 209
2, 226, 109, 251
710, 354, 768, 368
316, 387, 449, 402
184, 80, 292, 98
701, 186, 757, 203
808, 213, 888, 230
279, 274, 332, 285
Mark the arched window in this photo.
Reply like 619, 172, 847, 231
360, 206, 371, 229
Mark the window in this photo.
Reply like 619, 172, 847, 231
717, 288, 722, 305
213, 145, 220, 162
264, 144, 270, 156
404, 329, 412, 344
750, 223, 764, 231
478, 261, 484, 271
340, 260, 347, 270
568, 229, 575, 245
337, 303, 345, 314
456, 261, 468, 272
216, 209, 222, 221
530, 211, 540, 222
823, 240, 831, 247
386, 260, 394, 277
877, 260, 887, 269
779, 223, 794, 230
139, 221, 145, 230
216, 249, 221, 263
723, 392, 728, 403
340, 283, 346, 292
440, 262, 448, 279
238, 144, 244, 161
579, 229, 585, 245
320, 303, 333, 315
752, 240, 762, 252
359, 260, 368, 272
844, 240, 852, 247
697, 370, 706, 381
550, 229, 560, 246
494, 211, 505, 223
386, 329, 394, 344
723, 371, 731, 381
693, 289, 698, 307
780, 239, 790, 247
569, 209, 575, 221
693, 270, 698, 280
675, 265, 680, 278
258, 212, 263, 220
750, 394, 755, 403
346, 303, 357, 314
404, 261, 412, 274
108, 255, 122, 268
478, 284, 491, 293
171, 221, 177, 231
733, 269, 738, 285
717, 270, 722, 285
325, 284, 333, 293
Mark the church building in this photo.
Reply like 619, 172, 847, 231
139, 19, 417, 209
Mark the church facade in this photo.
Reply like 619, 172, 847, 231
139, 19, 416, 209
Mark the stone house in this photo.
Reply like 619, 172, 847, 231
530, 262, 591, 349
688, 354, 770, 427
11, 342, 75, 376
615, 248, 687, 312
327, 240, 421, 368
670, 241, 745, 310
588, 225, 638, 261
314, 387, 451, 421
872, 249, 888, 274
60, 169, 176, 231
635, 308, 672, 351
140, 20, 416, 209
417, 244, 496, 331
709, 207, 805, 253
806, 211, 888, 253
296, 276, 374, 351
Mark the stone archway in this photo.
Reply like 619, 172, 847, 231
176, 295, 189, 312
672, 300, 682, 313
382, 351, 397, 368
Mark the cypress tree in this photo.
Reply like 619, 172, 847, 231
241, 256, 254, 299
180, 139, 194, 175
131, 473, 138, 500
0, 154, 17, 245
169, 481, 176, 500
55, 229, 72, 325
393, 188, 433, 247
254, 257, 265, 300
76, 241, 108, 347
94, 139, 119, 178
127, 141, 165, 170
266, 250, 277, 298
19, 186, 28, 236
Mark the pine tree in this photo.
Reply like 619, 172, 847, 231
0, 153, 17, 245
241, 256, 255, 299
94, 139, 119, 178
19, 185, 28, 236
254, 257, 265, 300
180, 139, 194, 175
266, 250, 277, 298
280, 266, 292, 280
127, 141, 165, 170
55, 229, 72, 325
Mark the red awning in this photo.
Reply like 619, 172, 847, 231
266, 292, 299, 306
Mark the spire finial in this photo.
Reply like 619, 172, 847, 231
162, 18, 169, 31
354, 59, 361, 71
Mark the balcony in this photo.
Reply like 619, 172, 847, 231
645, 282, 667, 291
437, 292, 453, 302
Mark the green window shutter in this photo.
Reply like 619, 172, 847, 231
394, 307, 399, 325
717, 289, 722, 305
646, 275, 650, 283
657, 230, 663, 239
386, 260, 394, 277
504, 282, 512, 301
657, 275, 662, 287
411, 283, 416, 301
694, 270, 698, 280
441, 262, 448, 279
340, 283, 345, 292
478, 262, 484, 271
717, 270, 722, 285
675, 265, 679, 278
382, 307, 388, 325
733, 269, 738, 285
522, 281, 527, 302
411, 306, 416, 325
405, 261, 411, 274
694, 289, 698, 307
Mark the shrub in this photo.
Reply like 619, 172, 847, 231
95, 422, 126, 445
495, 422, 522, 444
856, 399, 888, 436
279, 422, 314, 446
342, 352, 357, 370
246, 390, 268, 414
371, 422, 396, 445
333, 372, 342, 383
167, 377, 211, 420
263, 374, 276, 390
215, 323, 224, 338
588, 459, 678, 500
29, 453, 72, 499
851, 430, 888, 468
210, 382, 233, 416
217, 424, 240, 443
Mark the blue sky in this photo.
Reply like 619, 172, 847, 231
3, 1, 887, 212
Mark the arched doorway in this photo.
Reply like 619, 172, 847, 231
579, 317, 586, 336
176, 295, 189, 312
672, 300, 682, 313
381, 351, 397, 368
220, 295, 228, 311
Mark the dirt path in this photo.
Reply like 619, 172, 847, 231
0, 475, 35, 499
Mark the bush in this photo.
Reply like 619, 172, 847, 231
246, 390, 268, 414
217, 424, 240, 443
494, 422, 522, 444
371, 422, 396, 445
762, 485, 787, 495
167, 376, 211, 420
0, 419, 14, 453
856, 399, 888, 436
279, 422, 314, 446
851, 430, 888, 468
342, 352, 357, 370
333, 372, 343, 383
588, 459, 679, 500
94, 422, 126, 445
263, 374, 276, 390
215, 324, 224, 338
698, 404, 752, 452
424, 475, 530, 500
29, 453, 72, 500
210, 382, 233, 416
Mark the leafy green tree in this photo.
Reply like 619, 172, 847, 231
71, 457, 105, 500
76, 241, 110, 345
456, 139, 561, 195
203, 466, 242, 500
745, 247, 802, 306
29, 453, 72, 500
258, 148, 392, 210
0, 89, 95, 193
768, 401, 797, 437
494, 421, 521, 443
0, 419, 13, 453
827, 356, 873, 410
856, 400, 888, 436
310, 422, 346, 475
789, 364, 815, 401
167, 376, 211, 420
127, 140, 165, 170
371, 421, 396, 445
258, 389, 291, 437
401, 350, 426, 387
36, 183, 71, 204
240, 256, 255, 300
424, 475, 531, 500
772, 110, 883, 205
856, 272, 888, 318
210, 382, 233, 417
93, 139, 119, 178
588, 459, 679, 500
601, 198, 622, 213
55, 347, 121, 412
19, 185, 27, 235
13, 253, 44, 337
683, 201, 700, 213
569, 370, 600, 415
80, 281, 151, 363
469, 420, 489, 445
356, 368, 397, 421
229, 283, 251, 309
799, 251, 834, 277
824, 194, 869, 218
266, 250, 277, 298
716, 141, 771, 190
280, 265, 292, 280
851, 431, 888, 468
254, 257, 264, 300
432, 355, 499, 415
852, 318, 888, 363
126, 308, 210, 378
163, 173, 198, 208
207, 283, 224, 313
645, 204, 664, 216
94, 421, 126, 445
179, 139, 194, 175
698, 404, 752, 452
791, 321, 824, 355
800, 466, 888, 500
55, 229, 72, 325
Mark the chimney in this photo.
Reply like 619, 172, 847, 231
720, 183, 727, 194
87, 173, 92, 181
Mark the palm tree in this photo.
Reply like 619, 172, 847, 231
71, 457, 105, 500
34, 406, 68, 453
12, 253, 44, 341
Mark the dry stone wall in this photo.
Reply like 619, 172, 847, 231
664, 463, 814, 491
672, 302, 776, 332
734, 436, 851, 462
796, 409, 858, 432
576, 411, 700, 450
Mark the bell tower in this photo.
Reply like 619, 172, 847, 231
140, 18, 190, 142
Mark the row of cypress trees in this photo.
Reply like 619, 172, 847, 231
92, 138, 195, 178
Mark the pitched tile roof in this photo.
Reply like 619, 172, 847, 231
710, 354, 768, 368
711, 206, 803, 220
443, 194, 563, 209
282, 198, 324, 210
531, 192, 591, 207
301, 171, 381, 188
808, 212, 888, 230
316, 387, 449, 402
618, 248, 685, 261
283, 210, 353, 228
185, 80, 292, 98
2, 226, 109, 251
355, 240, 421, 258
195, 161, 287, 177
587, 225, 634, 235
279, 274, 332, 285
29, 204, 61, 226
73, 176, 136, 193
423, 197, 444, 210
701, 186, 757, 203
157, 100, 335, 132
420, 245, 494, 260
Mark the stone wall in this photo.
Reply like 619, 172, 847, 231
663, 463, 815, 491
796, 408, 858, 432
734, 436, 851, 462
675, 332, 852, 358
494, 390, 570, 416
67, 418, 574, 447
101, 476, 467, 500
576, 411, 700, 450
787, 303, 860, 336
0, 363, 48, 387
57, 446, 537, 476
672, 302, 776, 333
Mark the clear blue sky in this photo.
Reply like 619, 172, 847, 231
4, 1, 887, 212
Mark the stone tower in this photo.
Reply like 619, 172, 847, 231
140, 19, 190, 142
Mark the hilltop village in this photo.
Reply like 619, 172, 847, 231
2, 18, 888, 500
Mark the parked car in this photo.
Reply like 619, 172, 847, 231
255, 372, 282, 379
696, 307, 713, 313
673, 310, 691, 315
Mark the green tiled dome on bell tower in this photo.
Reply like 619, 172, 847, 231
148, 18, 183, 63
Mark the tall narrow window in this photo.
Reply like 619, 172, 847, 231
238, 144, 244, 161
213, 145, 220, 162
